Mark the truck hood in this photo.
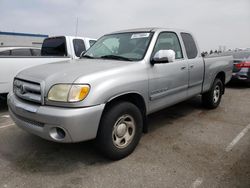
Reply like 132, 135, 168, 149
16, 59, 138, 92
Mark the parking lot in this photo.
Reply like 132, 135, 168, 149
0, 84, 249, 188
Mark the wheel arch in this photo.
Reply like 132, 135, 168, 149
101, 92, 148, 133
214, 71, 226, 94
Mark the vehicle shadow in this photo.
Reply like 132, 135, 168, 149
0, 96, 204, 175
226, 81, 250, 89
147, 96, 203, 133
0, 96, 8, 112
0, 133, 111, 175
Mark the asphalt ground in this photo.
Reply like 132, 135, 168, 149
0, 83, 249, 188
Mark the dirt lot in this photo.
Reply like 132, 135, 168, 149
0, 84, 249, 188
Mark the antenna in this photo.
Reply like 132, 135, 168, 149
75, 17, 78, 37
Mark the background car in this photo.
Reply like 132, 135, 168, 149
0, 46, 41, 56
213, 50, 250, 84
231, 50, 250, 84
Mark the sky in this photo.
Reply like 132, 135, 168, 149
0, 0, 249, 51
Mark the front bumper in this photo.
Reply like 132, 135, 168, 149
8, 93, 105, 143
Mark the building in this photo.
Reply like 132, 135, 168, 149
0, 31, 48, 47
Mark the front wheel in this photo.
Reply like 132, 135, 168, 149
96, 102, 143, 160
202, 79, 223, 109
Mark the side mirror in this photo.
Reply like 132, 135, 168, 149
201, 52, 206, 58
80, 51, 86, 58
151, 50, 175, 64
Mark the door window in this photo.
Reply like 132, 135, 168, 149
73, 39, 86, 57
152, 32, 183, 59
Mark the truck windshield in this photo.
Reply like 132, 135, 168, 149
41, 37, 67, 56
83, 32, 153, 61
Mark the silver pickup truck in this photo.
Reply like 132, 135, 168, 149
8, 28, 233, 160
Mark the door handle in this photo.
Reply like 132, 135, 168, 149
181, 66, 186, 70
190, 65, 194, 68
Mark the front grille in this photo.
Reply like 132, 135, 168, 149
14, 79, 42, 104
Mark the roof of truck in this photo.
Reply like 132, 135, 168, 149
46, 36, 97, 41
108, 27, 190, 34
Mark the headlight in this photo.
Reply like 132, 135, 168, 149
48, 84, 90, 102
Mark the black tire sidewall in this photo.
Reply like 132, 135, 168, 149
96, 102, 143, 160
211, 79, 223, 107
203, 79, 223, 108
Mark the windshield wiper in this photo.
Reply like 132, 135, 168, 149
100, 55, 132, 61
81, 54, 94, 59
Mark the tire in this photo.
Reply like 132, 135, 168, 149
202, 78, 223, 109
96, 102, 143, 160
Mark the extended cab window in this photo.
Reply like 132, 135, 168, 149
181, 33, 198, 59
73, 39, 86, 57
11, 49, 32, 56
153, 32, 183, 59
41, 37, 67, 56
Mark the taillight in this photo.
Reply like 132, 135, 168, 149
235, 62, 250, 68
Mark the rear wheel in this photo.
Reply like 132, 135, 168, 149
96, 102, 143, 160
202, 79, 223, 109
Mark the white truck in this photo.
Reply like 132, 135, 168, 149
0, 36, 96, 95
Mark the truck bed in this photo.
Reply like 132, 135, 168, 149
202, 55, 233, 93
0, 56, 70, 93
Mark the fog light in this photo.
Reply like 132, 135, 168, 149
49, 127, 66, 140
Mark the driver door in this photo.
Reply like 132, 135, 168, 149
148, 32, 189, 112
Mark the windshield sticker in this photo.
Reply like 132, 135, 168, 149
131, 33, 150, 39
